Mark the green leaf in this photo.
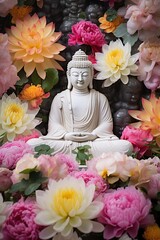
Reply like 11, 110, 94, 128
154, 204, 160, 212
106, 8, 117, 22
157, 192, 160, 199
122, 32, 138, 47
20, 167, 37, 174
78, 11, 86, 19
77, 152, 87, 161
42, 68, 59, 92
113, 23, 127, 37
34, 144, 50, 152
31, 70, 42, 85
10, 179, 28, 193
24, 182, 41, 196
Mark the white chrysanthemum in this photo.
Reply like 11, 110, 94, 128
0, 93, 40, 141
35, 176, 104, 239
94, 39, 139, 87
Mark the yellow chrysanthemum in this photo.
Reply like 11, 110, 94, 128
0, 93, 40, 141
7, 14, 65, 79
143, 224, 160, 240
129, 94, 160, 139
10, 5, 33, 24
99, 13, 123, 33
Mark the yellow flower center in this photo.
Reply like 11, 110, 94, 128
143, 224, 160, 240
100, 169, 108, 179
53, 188, 83, 217
105, 48, 124, 69
19, 85, 44, 100
4, 103, 24, 124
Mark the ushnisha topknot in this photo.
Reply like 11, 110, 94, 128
67, 49, 93, 71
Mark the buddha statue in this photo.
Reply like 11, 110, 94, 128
27, 50, 133, 157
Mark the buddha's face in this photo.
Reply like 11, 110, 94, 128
69, 67, 92, 90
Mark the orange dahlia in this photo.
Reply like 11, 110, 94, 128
99, 13, 123, 33
19, 84, 50, 109
143, 224, 160, 240
7, 14, 65, 79
10, 5, 33, 24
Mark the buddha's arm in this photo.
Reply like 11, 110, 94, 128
64, 132, 97, 142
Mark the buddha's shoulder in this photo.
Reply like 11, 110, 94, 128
90, 89, 107, 100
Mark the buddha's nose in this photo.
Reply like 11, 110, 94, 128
78, 74, 83, 81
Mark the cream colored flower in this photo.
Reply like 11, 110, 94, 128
0, 93, 40, 141
35, 176, 104, 239
7, 14, 65, 79
94, 39, 139, 87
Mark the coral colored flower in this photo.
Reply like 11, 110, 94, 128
129, 94, 160, 141
94, 39, 139, 87
0, 33, 19, 97
10, 5, 33, 24
35, 176, 104, 239
99, 13, 123, 33
99, 186, 154, 239
0, 168, 12, 192
0, 140, 33, 169
0, 0, 17, 17
19, 84, 50, 109
14, 129, 41, 142
2, 198, 42, 240
0, 93, 40, 142
11, 153, 39, 183
125, 0, 160, 41
72, 170, 107, 198
68, 20, 106, 52
121, 126, 153, 158
138, 39, 160, 91
7, 14, 65, 79
143, 224, 160, 240
87, 152, 138, 184
38, 153, 78, 180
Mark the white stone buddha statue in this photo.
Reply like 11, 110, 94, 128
27, 50, 133, 157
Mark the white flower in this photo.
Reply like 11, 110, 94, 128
0, 93, 41, 141
119, 233, 134, 240
94, 39, 139, 87
35, 176, 104, 239
52, 231, 82, 240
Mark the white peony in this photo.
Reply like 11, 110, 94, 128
94, 39, 139, 87
0, 93, 41, 141
35, 176, 104, 239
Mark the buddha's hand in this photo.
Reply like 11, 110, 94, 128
64, 132, 97, 142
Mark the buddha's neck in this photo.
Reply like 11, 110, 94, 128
72, 88, 89, 95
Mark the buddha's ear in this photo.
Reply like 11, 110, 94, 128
67, 70, 72, 90
89, 68, 94, 89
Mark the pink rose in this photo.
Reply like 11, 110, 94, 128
0, 168, 12, 192
14, 129, 41, 142
99, 186, 154, 239
121, 126, 153, 158
0, 140, 33, 170
0, 33, 18, 97
2, 198, 42, 240
68, 20, 106, 52
147, 174, 160, 199
0, 0, 17, 17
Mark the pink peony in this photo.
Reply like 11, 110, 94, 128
68, 20, 106, 52
0, 140, 33, 169
0, 168, 12, 192
147, 173, 160, 199
124, 0, 160, 41
72, 169, 107, 198
0, 33, 18, 97
14, 129, 41, 142
0, 0, 17, 17
138, 39, 160, 91
2, 198, 42, 240
99, 186, 154, 239
38, 153, 79, 180
121, 126, 153, 158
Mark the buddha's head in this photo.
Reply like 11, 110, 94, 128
67, 50, 94, 90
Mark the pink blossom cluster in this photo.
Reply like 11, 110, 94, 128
121, 125, 153, 158
138, 39, 160, 91
0, 33, 18, 97
0, 0, 17, 17
0, 140, 33, 169
68, 20, 106, 56
98, 186, 154, 239
2, 198, 42, 240
124, 0, 160, 41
